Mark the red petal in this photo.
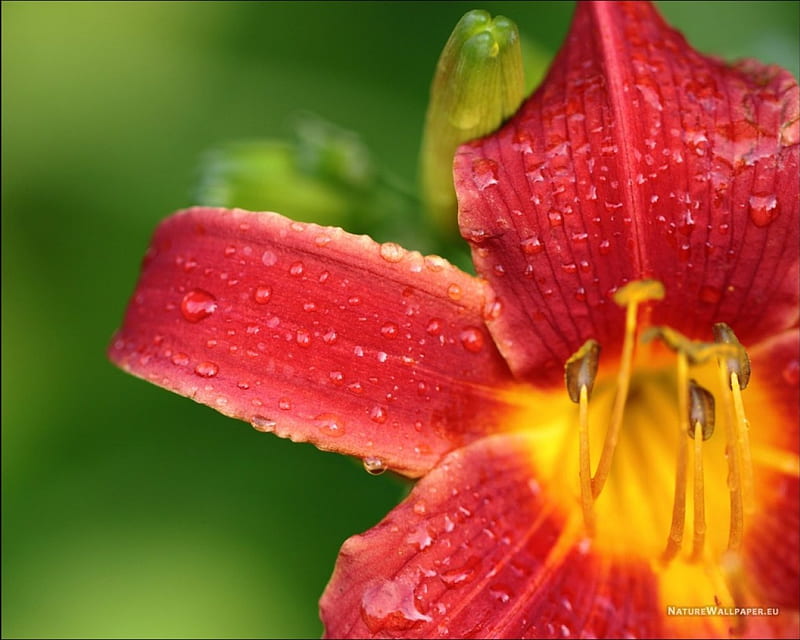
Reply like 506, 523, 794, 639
320, 433, 667, 639
745, 468, 799, 612
749, 328, 800, 454
455, 0, 799, 384
108, 207, 517, 477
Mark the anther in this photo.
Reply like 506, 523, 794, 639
592, 279, 664, 499
565, 339, 601, 534
688, 380, 715, 562
713, 323, 754, 515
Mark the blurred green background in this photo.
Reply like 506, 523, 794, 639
3, 2, 797, 638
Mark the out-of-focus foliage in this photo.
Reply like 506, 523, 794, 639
2, 2, 797, 637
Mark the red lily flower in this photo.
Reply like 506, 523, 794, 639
109, 2, 799, 638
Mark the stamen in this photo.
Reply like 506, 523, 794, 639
565, 339, 601, 534
688, 380, 715, 562
713, 323, 754, 515
663, 351, 689, 563
716, 362, 744, 551
592, 279, 664, 499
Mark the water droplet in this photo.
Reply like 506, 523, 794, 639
360, 578, 432, 633
459, 327, 484, 353
520, 235, 544, 255
405, 525, 433, 550
250, 415, 276, 432
303, 302, 316, 312
261, 250, 277, 267
424, 255, 447, 272
237, 381, 250, 390
377, 351, 388, 363
329, 371, 344, 385
194, 361, 219, 378
548, 210, 564, 227
180, 289, 217, 322
323, 330, 338, 345
171, 352, 190, 366
353, 346, 364, 357
489, 584, 512, 604
253, 285, 272, 304
447, 284, 462, 301
748, 193, 779, 227
440, 556, 480, 586
472, 157, 499, 190
224, 245, 236, 257
483, 299, 503, 321
363, 456, 387, 475
369, 405, 388, 424
379, 242, 405, 263
348, 382, 364, 395
381, 322, 399, 339
314, 234, 331, 247
426, 318, 444, 336
413, 500, 427, 515
289, 261, 305, 277
316, 413, 345, 437
279, 398, 292, 411
296, 329, 311, 347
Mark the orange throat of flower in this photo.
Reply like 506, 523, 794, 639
506, 279, 776, 630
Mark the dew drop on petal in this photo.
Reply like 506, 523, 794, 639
520, 235, 543, 255
295, 329, 311, 347
447, 284, 462, 301
460, 327, 484, 353
194, 361, 219, 378
426, 318, 444, 336
369, 405, 388, 424
180, 289, 217, 322
253, 286, 272, 304
171, 352, 190, 366
379, 242, 405, 263
261, 250, 277, 267
278, 398, 292, 411
413, 500, 427, 515
748, 193, 779, 227
380, 322, 399, 339
250, 415, 276, 432
363, 456, 387, 475
289, 261, 305, 277
360, 578, 432, 633
316, 413, 345, 437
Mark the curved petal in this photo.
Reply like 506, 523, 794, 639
108, 207, 518, 477
744, 468, 799, 611
455, 0, 799, 385
749, 328, 800, 455
320, 433, 669, 639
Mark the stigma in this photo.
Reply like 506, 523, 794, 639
562, 280, 755, 566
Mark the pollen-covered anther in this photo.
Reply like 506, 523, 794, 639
592, 279, 665, 500
564, 339, 601, 534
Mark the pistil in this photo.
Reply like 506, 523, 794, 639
592, 279, 664, 499
663, 350, 690, 563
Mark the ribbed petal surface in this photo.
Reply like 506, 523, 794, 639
109, 207, 518, 477
455, 0, 799, 385
321, 433, 667, 639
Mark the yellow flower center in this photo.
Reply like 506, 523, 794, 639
504, 280, 774, 632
